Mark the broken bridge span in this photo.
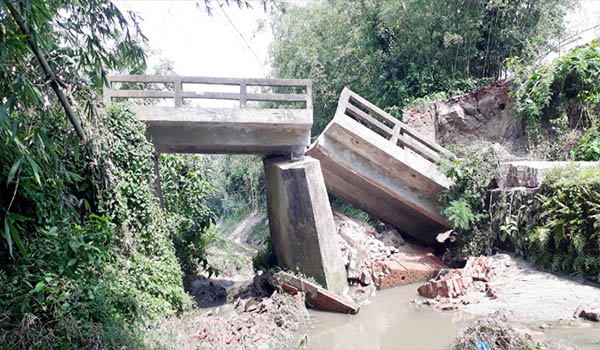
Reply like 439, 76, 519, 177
104, 75, 452, 294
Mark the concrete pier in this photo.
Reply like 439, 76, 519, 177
264, 156, 348, 294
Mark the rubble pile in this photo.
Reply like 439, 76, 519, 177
574, 304, 600, 322
334, 211, 446, 291
452, 314, 575, 350
193, 291, 310, 350
416, 256, 505, 310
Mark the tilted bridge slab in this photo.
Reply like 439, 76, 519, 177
307, 88, 453, 243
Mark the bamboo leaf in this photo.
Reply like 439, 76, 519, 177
7, 156, 23, 185
4, 217, 13, 258
25, 154, 41, 186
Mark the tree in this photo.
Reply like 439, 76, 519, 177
269, 0, 577, 135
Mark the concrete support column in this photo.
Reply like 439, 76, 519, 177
263, 156, 348, 295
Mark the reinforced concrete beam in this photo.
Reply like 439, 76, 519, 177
134, 105, 312, 156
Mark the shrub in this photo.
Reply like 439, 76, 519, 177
0, 104, 196, 348
159, 154, 217, 275
511, 42, 600, 146
491, 165, 600, 283
438, 144, 500, 260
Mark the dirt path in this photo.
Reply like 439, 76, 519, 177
224, 211, 266, 252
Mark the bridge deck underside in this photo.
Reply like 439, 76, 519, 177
134, 105, 312, 155
307, 115, 450, 243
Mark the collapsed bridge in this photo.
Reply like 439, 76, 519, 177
104, 75, 453, 294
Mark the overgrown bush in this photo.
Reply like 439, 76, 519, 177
492, 165, 600, 283
159, 154, 217, 275
204, 154, 265, 218
252, 236, 277, 271
511, 42, 600, 152
0, 104, 204, 348
438, 144, 500, 261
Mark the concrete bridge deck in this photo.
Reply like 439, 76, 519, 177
104, 75, 313, 155
307, 88, 454, 243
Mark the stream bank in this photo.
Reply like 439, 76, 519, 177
147, 209, 600, 349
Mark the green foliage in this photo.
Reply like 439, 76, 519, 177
270, 0, 574, 135
525, 166, 600, 281
0, 0, 146, 117
97, 104, 190, 321
438, 144, 500, 260
204, 154, 265, 217
491, 165, 600, 283
0, 103, 198, 348
330, 196, 377, 225
511, 42, 600, 143
252, 236, 277, 271
443, 200, 476, 231
159, 154, 217, 275
572, 127, 600, 160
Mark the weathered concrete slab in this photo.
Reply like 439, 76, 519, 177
496, 161, 600, 189
263, 156, 348, 295
274, 271, 359, 314
307, 101, 452, 243
134, 105, 312, 155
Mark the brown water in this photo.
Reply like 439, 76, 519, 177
306, 284, 600, 350
306, 284, 462, 350
545, 321, 600, 349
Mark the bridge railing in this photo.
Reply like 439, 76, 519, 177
103, 75, 312, 109
336, 87, 454, 163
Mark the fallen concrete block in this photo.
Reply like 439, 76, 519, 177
574, 304, 600, 322
496, 161, 599, 189
274, 271, 359, 314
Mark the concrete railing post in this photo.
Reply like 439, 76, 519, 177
174, 77, 183, 107
390, 124, 401, 145
240, 82, 247, 108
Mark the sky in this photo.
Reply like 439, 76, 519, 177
114, 0, 274, 78
115, 0, 600, 76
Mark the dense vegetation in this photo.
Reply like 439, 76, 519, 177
511, 42, 600, 158
0, 2, 217, 348
487, 165, 600, 283
269, 0, 575, 134
440, 42, 600, 283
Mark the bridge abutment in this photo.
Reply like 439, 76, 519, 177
264, 156, 348, 295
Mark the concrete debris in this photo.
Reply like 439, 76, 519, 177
334, 210, 447, 291
574, 304, 600, 322
192, 291, 310, 350
496, 161, 600, 190
273, 271, 360, 314
417, 256, 499, 309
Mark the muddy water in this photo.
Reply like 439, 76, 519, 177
306, 283, 600, 350
545, 321, 600, 349
306, 284, 462, 350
